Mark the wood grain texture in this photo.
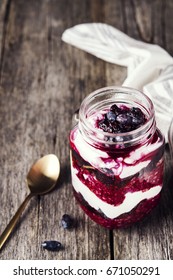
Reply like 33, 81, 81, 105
0, 0, 173, 260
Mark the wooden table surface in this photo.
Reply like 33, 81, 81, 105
0, 0, 173, 260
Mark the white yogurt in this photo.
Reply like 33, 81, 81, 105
72, 167, 161, 219
72, 128, 152, 179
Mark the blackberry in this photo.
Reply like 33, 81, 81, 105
131, 116, 143, 126
61, 214, 74, 229
110, 104, 121, 115
41, 240, 63, 251
98, 119, 109, 132
95, 168, 115, 186
116, 113, 132, 125
130, 107, 143, 115
130, 107, 145, 124
106, 111, 117, 122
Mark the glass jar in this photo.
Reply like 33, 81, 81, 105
70, 86, 165, 228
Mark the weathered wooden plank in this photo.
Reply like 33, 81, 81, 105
0, 0, 111, 260
0, 0, 173, 260
0, 0, 10, 64
104, 0, 173, 260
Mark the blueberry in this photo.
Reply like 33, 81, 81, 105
110, 104, 121, 115
41, 240, 63, 251
61, 214, 74, 229
130, 107, 145, 126
106, 111, 117, 122
97, 104, 146, 135
131, 116, 143, 126
116, 113, 132, 125
130, 107, 142, 115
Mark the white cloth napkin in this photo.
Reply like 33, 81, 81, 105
62, 23, 173, 141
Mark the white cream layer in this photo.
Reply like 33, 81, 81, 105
72, 168, 161, 219
72, 128, 152, 178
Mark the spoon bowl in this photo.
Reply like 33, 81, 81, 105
0, 154, 60, 251
27, 154, 60, 195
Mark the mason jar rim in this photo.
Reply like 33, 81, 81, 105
78, 86, 156, 148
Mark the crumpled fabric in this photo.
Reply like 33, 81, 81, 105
62, 23, 173, 141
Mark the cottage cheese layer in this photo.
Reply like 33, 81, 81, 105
71, 128, 162, 179
72, 167, 161, 219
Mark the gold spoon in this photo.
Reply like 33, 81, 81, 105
0, 154, 60, 251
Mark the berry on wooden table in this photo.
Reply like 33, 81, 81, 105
61, 214, 74, 229
41, 240, 63, 251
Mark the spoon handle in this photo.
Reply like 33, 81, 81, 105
0, 192, 33, 251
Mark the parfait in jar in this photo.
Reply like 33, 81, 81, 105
70, 86, 165, 228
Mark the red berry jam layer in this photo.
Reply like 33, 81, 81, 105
70, 104, 164, 228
